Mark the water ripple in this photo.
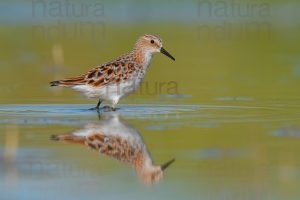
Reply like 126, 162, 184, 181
0, 104, 300, 127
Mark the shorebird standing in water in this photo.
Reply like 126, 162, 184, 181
51, 114, 175, 185
50, 34, 175, 111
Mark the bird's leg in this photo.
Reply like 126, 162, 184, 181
89, 99, 102, 111
95, 99, 102, 110
97, 110, 102, 120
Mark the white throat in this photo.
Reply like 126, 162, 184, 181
143, 51, 153, 69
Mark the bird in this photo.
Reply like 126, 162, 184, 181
50, 34, 175, 111
51, 114, 175, 185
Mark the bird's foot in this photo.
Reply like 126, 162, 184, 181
102, 106, 117, 112
88, 107, 100, 111
89, 106, 118, 112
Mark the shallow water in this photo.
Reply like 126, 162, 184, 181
1, 103, 300, 200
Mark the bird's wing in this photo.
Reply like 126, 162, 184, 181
85, 61, 136, 87
50, 54, 137, 87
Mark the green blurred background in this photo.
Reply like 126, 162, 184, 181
0, 0, 299, 104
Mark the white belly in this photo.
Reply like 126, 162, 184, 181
72, 72, 145, 103
72, 53, 152, 104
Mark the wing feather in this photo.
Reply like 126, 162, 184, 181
50, 53, 137, 87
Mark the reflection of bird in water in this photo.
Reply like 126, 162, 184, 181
51, 114, 175, 185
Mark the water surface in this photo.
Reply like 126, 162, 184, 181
1, 103, 300, 200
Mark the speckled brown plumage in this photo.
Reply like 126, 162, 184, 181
86, 133, 145, 167
51, 115, 175, 185
49, 34, 175, 110
52, 132, 145, 168
50, 52, 141, 88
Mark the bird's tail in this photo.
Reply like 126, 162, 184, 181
50, 76, 86, 87
50, 134, 86, 145
49, 80, 61, 86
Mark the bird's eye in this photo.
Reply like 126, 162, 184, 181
150, 40, 154, 44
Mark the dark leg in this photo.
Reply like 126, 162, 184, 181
89, 100, 102, 111
97, 111, 101, 120
96, 100, 102, 110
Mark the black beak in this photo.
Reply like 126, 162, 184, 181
160, 158, 175, 171
160, 47, 175, 61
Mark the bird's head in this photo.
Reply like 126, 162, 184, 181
136, 158, 175, 185
134, 34, 175, 61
